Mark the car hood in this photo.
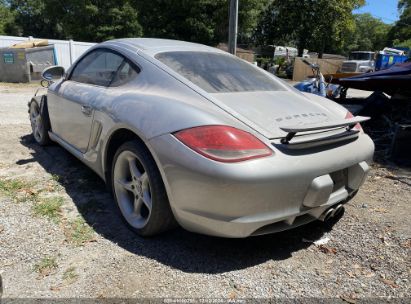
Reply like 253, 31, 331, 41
211, 90, 340, 139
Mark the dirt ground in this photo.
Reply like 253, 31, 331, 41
0, 83, 410, 302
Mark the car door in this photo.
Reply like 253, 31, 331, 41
47, 49, 124, 153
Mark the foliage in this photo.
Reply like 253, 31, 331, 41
387, 0, 411, 48
345, 13, 392, 52
62, 266, 79, 282
1, 0, 405, 55
255, 0, 365, 57
7, 0, 143, 41
133, 0, 225, 45
0, 0, 15, 35
2, 0, 269, 45
32, 196, 63, 222
134, 0, 270, 46
392, 38, 411, 50
0, 177, 26, 194
0, 177, 36, 203
237, 0, 271, 44
34, 256, 58, 277
64, 217, 95, 246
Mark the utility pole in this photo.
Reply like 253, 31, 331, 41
228, 0, 239, 55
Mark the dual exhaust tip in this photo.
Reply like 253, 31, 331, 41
319, 204, 344, 222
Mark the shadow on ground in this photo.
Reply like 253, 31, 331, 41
18, 134, 339, 274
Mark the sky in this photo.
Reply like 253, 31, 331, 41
354, 0, 400, 24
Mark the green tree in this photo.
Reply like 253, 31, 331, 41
0, 0, 16, 35
388, 0, 411, 49
8, 0, 143, 41
134, 0, 225, 45
134, 0, 270, 46
344, 13, 392, 52
237, 0, 271, 44
255, 0, 365, 57
53, 0, 143, 41
6, 0, 268, 45
8, 0, 59, 38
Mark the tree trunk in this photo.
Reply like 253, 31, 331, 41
297, 40, 306, 57
318, 39, 326, 59
318, 51, 323, 59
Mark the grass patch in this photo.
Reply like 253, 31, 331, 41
33, 196, 63, 222
34, 256, 58, 277
0, 178, 37, 202
65, 217, 95, 246
0, 179, 27, 196
0, 178, 26, 193
62, 266, 78, 282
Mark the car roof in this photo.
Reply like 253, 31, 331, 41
102, 38, 225, 55
67, 38, 229, 75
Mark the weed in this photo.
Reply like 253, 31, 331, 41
33, 196, 63, 222
0, 178, 36, 202
62, 266, 78, 282
0, 178, 25, 193
34, 256, 58, 277
65, 217, 95, 246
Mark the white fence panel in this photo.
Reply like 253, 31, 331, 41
0, 35, 95, 69
0, 35, 27, 48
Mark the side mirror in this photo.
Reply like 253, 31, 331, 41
41, 66, 65, 87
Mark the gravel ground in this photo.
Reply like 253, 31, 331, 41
0, 83, 410, 302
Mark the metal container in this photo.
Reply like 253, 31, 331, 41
376, 53, 408, 71
0, 45, 56, 83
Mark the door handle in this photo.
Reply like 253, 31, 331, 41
81, 105, 93, 116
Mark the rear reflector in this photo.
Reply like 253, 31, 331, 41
174, 125, 273, 162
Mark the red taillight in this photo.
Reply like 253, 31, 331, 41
174, 125, 273, 162
345, 111, 362, 131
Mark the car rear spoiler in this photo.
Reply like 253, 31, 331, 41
280, 116, 370, 144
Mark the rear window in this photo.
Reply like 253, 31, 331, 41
155, 51, 283, 93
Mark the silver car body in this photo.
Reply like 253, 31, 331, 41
45, 38, 374, 237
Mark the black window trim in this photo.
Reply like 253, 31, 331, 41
68, 47, 141, 87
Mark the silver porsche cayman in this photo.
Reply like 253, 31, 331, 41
29, 38, 374, 237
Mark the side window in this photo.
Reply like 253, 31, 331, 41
110, 61, 139, 87
70, 50, 124, 86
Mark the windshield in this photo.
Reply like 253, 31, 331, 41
349, 52, 373, 61
155, 51, 284, 93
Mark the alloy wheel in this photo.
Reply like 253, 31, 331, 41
113, 150, 152, 229
29, 102, 44, 143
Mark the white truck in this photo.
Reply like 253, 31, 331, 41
340, 51, 375, 73
273, 46, 309, 58
340, 48, 408, 73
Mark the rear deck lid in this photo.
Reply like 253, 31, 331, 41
212, 90, 339, 139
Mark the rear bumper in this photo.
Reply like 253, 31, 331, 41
149, 133, 374, 238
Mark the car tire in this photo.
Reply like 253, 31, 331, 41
29, 96, 51, 146
111, 140, 176, 236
